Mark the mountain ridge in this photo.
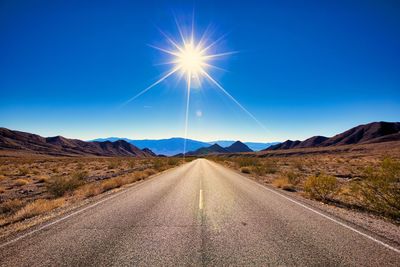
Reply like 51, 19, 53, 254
91, 137, 275, 155
0, 128, 154, 157
267, 121, 400, 151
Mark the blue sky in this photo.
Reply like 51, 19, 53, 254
1, 0, 399, 142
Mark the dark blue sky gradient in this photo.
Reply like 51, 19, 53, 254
1, 0, 399, 141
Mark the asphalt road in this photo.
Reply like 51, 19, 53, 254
0, 159, 399, 266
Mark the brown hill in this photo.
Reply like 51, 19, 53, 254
320, 121, 400, 146
0, 128, 154, 157
225, 141, 253, 153
188, 143, 228, 155
267, 122, 400, 151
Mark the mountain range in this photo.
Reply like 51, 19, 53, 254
91, 137, 277, 156
267, 121, 400, 151
182, 141, 253, 156
0, 128, 154, 157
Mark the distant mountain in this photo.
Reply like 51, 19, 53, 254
208, 140, 278, 151
181, 141, 253, 156
186, 144, 229, 156
91, 137, 209, 156
225, 141, 253, 153
267, 122, 400, 151
0, 128, 154, 157
91, 137, 275, 155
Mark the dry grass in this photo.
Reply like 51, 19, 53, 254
210, 143, 400, 221
14, 178, 30, 186
18, 167, 29, 176
304, 174, 338, 201
13, 198, 65, 221
272, 177, 295, 191
240, 167, 251, 174
0, 199, 25, 214
0, 155, 184, 229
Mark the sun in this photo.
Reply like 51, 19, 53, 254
176, 42, 205, 76
122, 17, 267, 155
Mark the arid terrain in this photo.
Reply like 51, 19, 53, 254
0, 153, 186, 237
208, 141, 400, 222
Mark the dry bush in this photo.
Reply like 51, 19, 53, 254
167, 158, 180, 166
0, 199, 24, 214
351, 158, 400, 219
0, 186, 5, 193
74, 183, 104, 199
235, 157, 260, 168
285, 171, 301, 185
263, 160, 278, 174
144, 168, 156, 176
293, 159, 305, 171
107, 160, 121, 170
13, 198, 64, 221
18, 167, 29, 176
47, 171, 87, 197
272, 177, 295, 191
152, 158, 166, 171
36, 175, 49, 183
14, 178, 30, 186
101, 178, 124, 191
128, 160, 137, 169
240, 167, 251, 174
304, 174, 338, 201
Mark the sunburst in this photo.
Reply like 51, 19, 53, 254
123, 18, 266, 156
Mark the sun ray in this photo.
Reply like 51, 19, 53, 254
200, 68, 267, 131
148, 44, 180, 57
199, 33, 229, 54
120, 66, 181, 107
121, 17, 267, 155
174, 15, 187, 46
183, 70, 192, 157
201, 62, 228, 72
157, 27, 185, 53
202, 51, 238, 60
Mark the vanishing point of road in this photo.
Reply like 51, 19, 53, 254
0, 159, 399, 266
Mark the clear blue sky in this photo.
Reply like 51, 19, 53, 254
1, 0, 399, 142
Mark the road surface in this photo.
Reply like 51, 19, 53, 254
0, 159, 399, 266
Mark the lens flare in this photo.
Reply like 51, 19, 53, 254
123, 17, 266, 156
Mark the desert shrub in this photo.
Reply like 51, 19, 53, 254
18, 167, 29, 176
352, 158, 400, 219
293, 159, 305, 171
144, 168, 156, 176
236, 157, 259, 167
251, 165, 266, 176
167, 158, 180, 166
0, 186, 5, 193
107, 160, 121, 169
240, 167, 251, 174
272, 177, 295, 191
101, 178, 125, 191
128, 160, 137, 169
14, 178, 30, 186
46, 171, 87, 197
13, 198, 64, 221
75, 183, 104, 198
36, 175, 49, 183
285, 171, 301, 185
304, 174, 338, 201
0, 199, 24, 214
263, 160, 278, 174
152, 158, 165, 171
